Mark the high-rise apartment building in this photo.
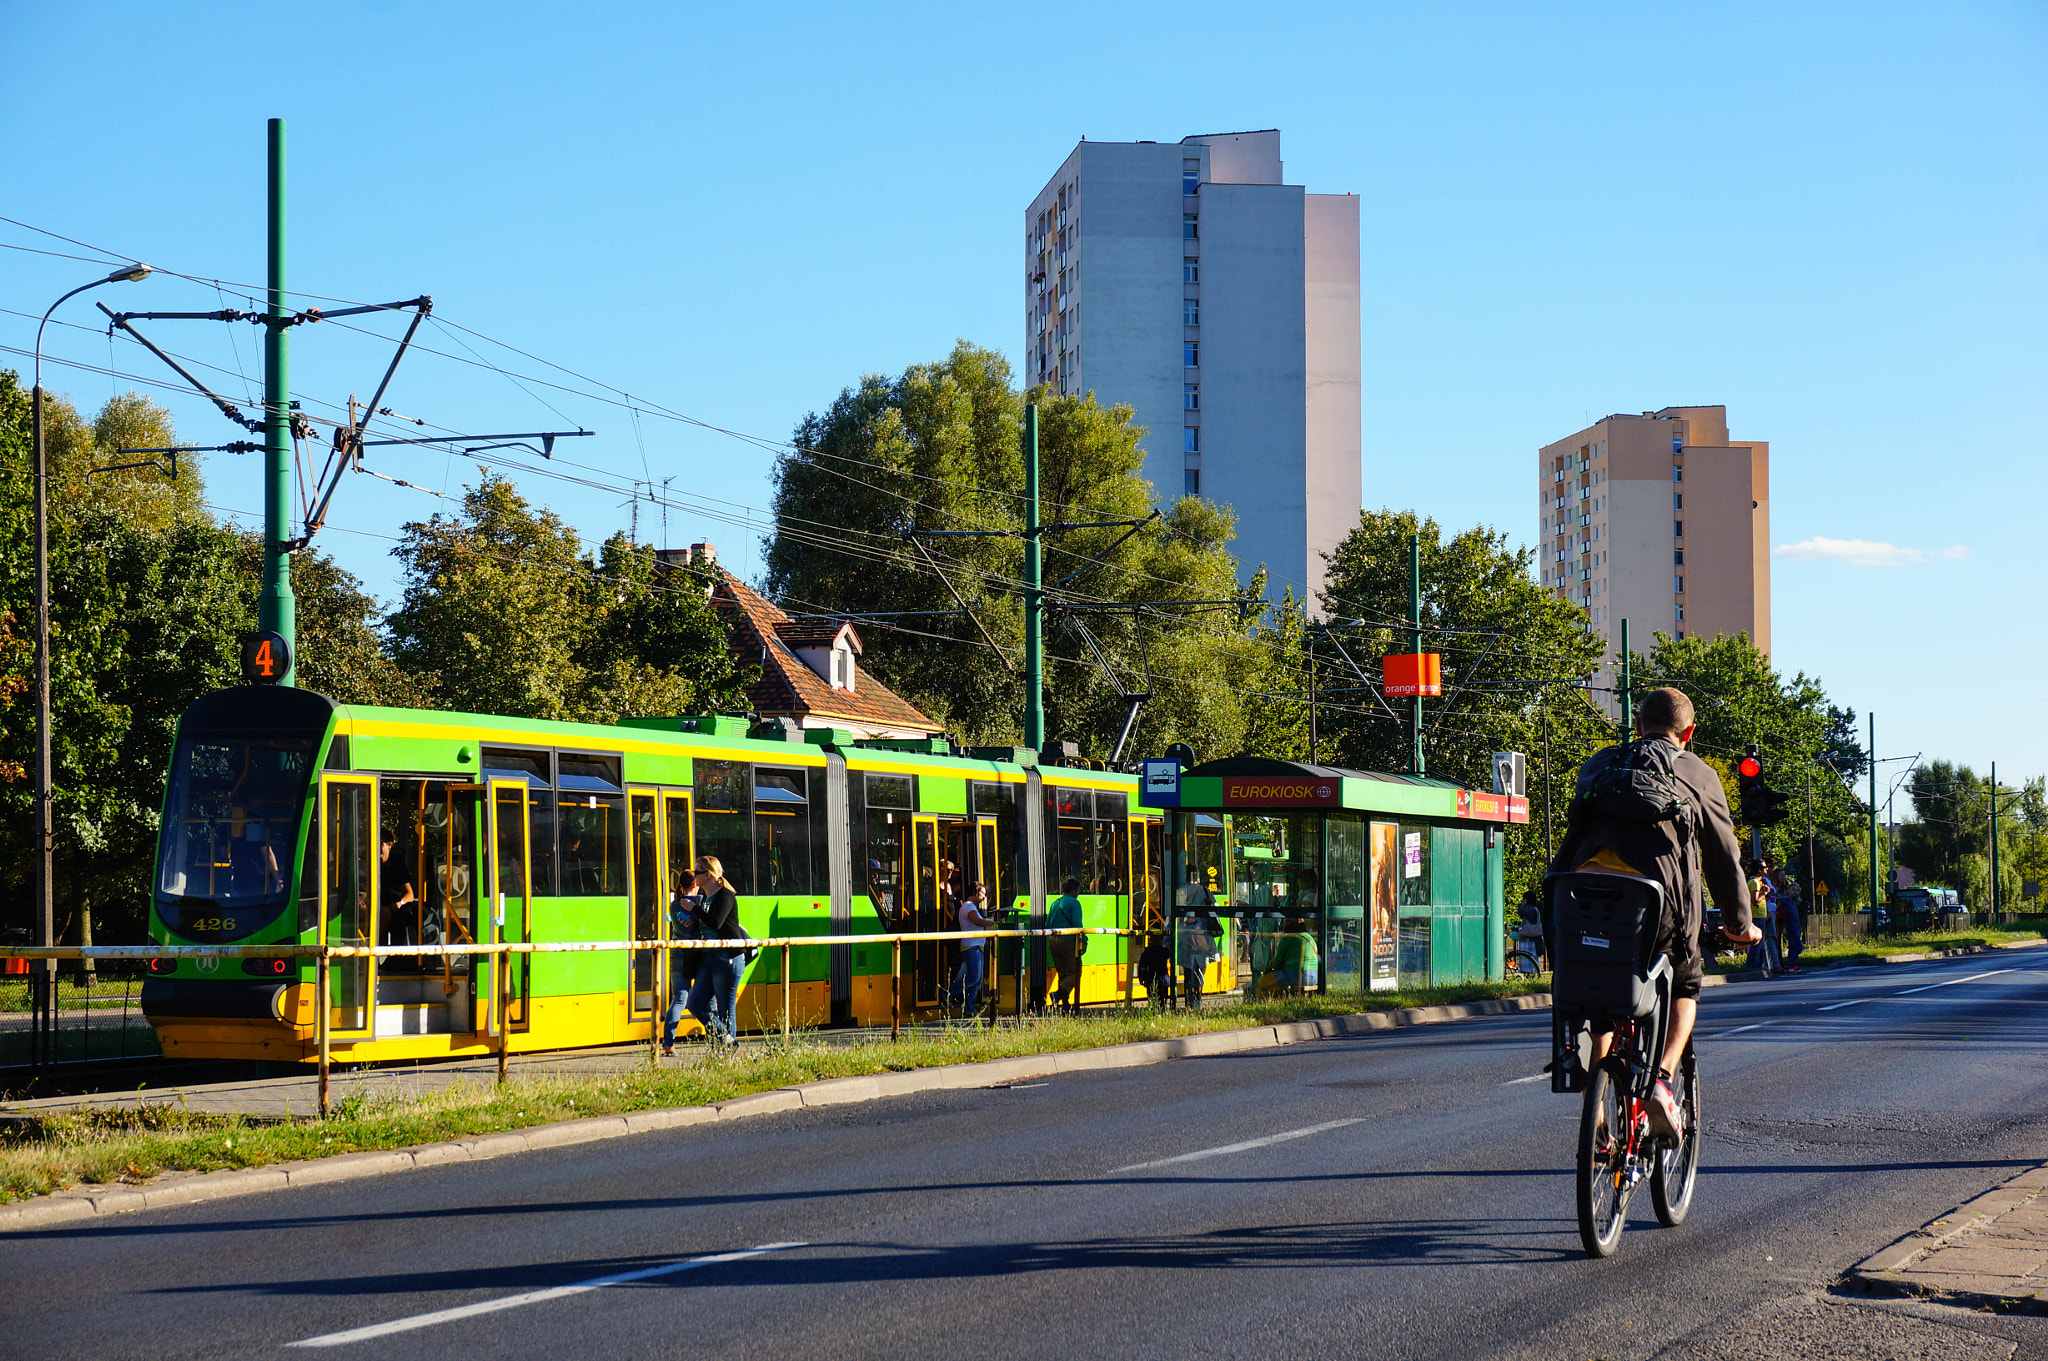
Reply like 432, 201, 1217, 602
1024, 129, 1360, 601
1538, 406, 1770, 707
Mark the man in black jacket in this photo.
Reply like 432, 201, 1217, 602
1550, 686, 1761, 1138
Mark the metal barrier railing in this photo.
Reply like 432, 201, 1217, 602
1, 927, 1143, 1115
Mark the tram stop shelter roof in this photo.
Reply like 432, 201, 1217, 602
1145, 756, 1528, 825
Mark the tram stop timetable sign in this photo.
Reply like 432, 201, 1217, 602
241, 630, 291, 685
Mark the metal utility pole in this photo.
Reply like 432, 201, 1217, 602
1023, 403, 1043, 751
1805, 770, 1814, 907
1408, 532, 1423, 776
1306, 626, 1318, 765
1989, 762, 2000, 916
260, 118, 297, 680
29, 261, 152, 1065
1868, 713, 1880, 916
1618, 618, 1633, 737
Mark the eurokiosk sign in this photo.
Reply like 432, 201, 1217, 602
1142, 756, 1526, 999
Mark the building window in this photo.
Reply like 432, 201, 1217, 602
1184, 384, 1198, 410
1183, 258, 1198, 283
1183, 173, 1199, 195
1674, 493, 1683, 510
1674, 575, 1685, 593
1183, 427, 1199, 454
1184, 342, 1199, 368
1183, 298, 1199, 325
1676, 603, 1685, 622
1184, 468, 1200, 497
1674, 549, 1684, 565
1673, 465, 1683, 483
1675, 521, 1684, 538
1183, 215, 1198, 239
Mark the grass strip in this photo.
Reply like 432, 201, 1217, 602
0, 980, 1543, 1205
1703, 916, 2046, 974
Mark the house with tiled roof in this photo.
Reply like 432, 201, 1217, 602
657, 543, 944, 741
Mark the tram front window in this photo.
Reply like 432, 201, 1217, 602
155, 733, 316, 940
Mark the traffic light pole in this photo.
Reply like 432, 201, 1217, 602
261, 118, 297, 682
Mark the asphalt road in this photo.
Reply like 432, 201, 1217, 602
4, 951, 2046, 1361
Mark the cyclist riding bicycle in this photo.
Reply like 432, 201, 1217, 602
1547, 686, 1762, 1141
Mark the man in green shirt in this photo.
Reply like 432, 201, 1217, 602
1046, 876, 1085, 1014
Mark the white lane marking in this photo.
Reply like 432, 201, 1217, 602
289, 1241, 808, 1348
1896, 969, 2012, 996
1505, 1073, 1549, 1085
1110, 1118, 1364, 1174
1815, 967, 2017, 1012
1709, 1021, 1781, 1037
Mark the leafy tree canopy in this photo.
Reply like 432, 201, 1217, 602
765, 341, 1263, 758
388, 473, 752, 724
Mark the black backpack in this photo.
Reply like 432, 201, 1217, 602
1573, 738, 1697, 840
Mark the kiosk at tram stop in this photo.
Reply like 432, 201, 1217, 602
1140, 757, 1530, 995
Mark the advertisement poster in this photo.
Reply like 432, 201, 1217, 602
1369, 821, 1399, 988
1403, 831, 1423, 879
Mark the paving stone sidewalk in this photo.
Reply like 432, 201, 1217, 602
1849, 1161, 2048, 1311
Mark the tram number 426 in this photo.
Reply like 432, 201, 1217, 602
187, 918, 238, 934
241, 630, 292, 685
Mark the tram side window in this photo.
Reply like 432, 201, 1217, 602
754, 767, 813, 895
297, 809, 320, 936
528, 791, 559, 897
1045, 787, 1093, 892
971, 782, 1022, 910
693, 759, 754, 894
860, 773, 915, 924
1092, 821, 1128, 895
559, 754, 626, 896
483, 746, 556, 897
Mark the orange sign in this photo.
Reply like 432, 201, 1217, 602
1383, 652, 1442, 697
240, 630, 291, 685
1221, 778, 1341, 808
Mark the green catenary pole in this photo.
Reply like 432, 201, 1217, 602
1023, 403, 1043, 751
1408, 531, 1423, 776
262, 118, 297, 681
1868, 713, 1880, 916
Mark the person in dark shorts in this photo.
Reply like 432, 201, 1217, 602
1548, 687, 1761, 1139
1046, 877, 1085, 1013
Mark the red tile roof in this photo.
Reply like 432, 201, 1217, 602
706, 568, 942, 735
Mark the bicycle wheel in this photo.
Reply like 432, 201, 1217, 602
1576, 1061, 1629, 1257
1653, 1055, 1701, 1226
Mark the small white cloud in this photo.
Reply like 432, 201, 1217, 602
1773, 537, 1968, 568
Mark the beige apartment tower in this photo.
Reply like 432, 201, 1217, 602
1538, 406, 1770, 707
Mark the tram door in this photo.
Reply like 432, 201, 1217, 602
628, 791, 661, 1020
976, 817, 1003, 1005
487, 781, 532, 1035
663, 792, 693, 1021
1132, 819, 1165, 938
318, 774, 377, 1037
438, 786, 486, 1033
911, 816, 941, 1007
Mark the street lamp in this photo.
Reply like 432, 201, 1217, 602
28, 262, 150, 1066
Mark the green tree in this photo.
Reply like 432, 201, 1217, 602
388, 473, 751, 722
765, 342, 1263, 758
1314, 509, 1610, 904
1628, 631, 1869, 875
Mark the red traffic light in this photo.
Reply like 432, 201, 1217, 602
1738, 757, 1761, 779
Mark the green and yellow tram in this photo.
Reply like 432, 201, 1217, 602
141, 686, 1222, 1065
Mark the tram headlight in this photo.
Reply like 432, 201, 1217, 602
241, 957, 292, 977
146, 957, 176, 975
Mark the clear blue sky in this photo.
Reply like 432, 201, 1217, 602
5, 1, 2043, 791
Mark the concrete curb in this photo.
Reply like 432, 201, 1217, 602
1705, 935, 2044, 985
1845, 1162, 2048, 1311
0, 993, 1550, 1233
